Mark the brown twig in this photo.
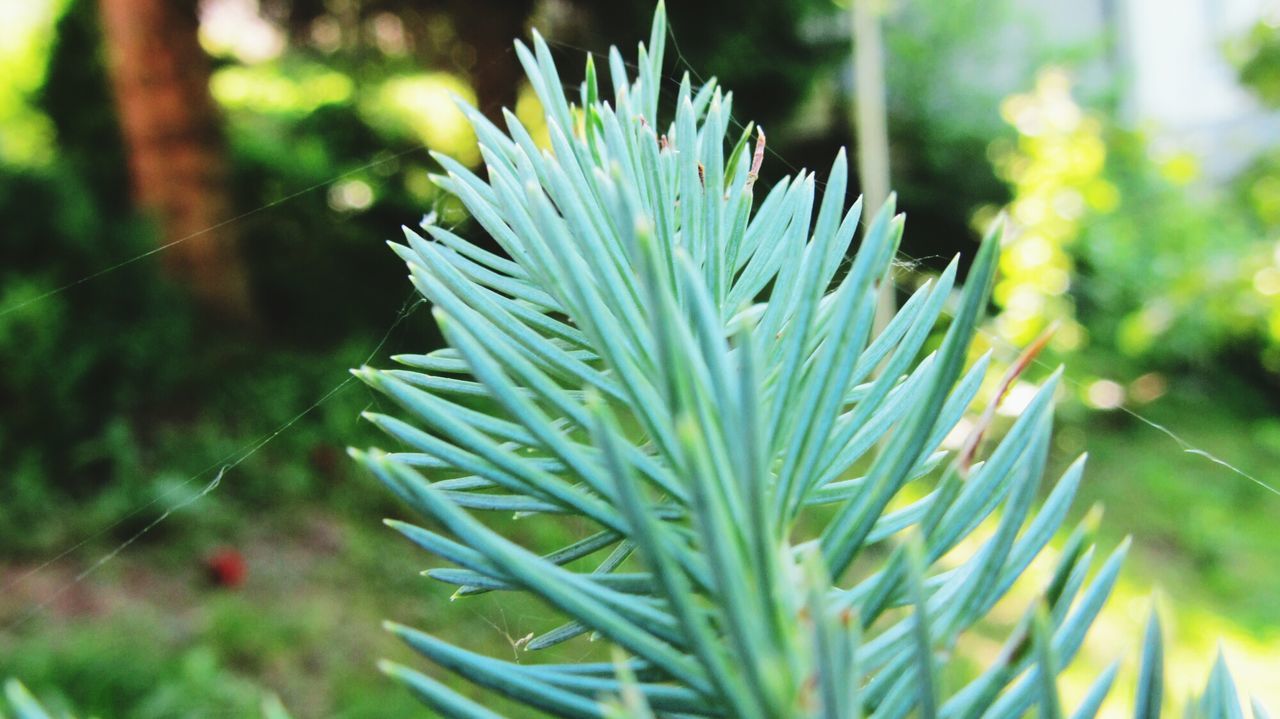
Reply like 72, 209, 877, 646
958, 322, 1060, 472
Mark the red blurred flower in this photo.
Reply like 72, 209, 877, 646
204, 547, 247, 588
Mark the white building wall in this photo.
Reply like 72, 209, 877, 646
1120, 0, 1280, 180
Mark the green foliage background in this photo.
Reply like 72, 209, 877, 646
2, 0, 1280, 715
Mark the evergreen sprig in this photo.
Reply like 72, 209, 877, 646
344, 4, 1263, 717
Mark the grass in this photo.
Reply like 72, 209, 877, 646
0, 508, 544, 717
1065, 373, 1280, 637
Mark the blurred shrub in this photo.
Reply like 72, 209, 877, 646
883, 0, 1016, 270
985, 67, 1280, 377
1234, 18, 1280, 107
205, 37, 474, 346
0, 0, 203, 551
1, 614, 268, 718
984, 68, 1109, 351
0, 0, 67, 167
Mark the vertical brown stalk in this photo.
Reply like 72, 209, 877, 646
98, 0, 252, 321
851, 0, 896, 335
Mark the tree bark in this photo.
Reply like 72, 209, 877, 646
98, 0, 253, 321
448, 0, 535, 124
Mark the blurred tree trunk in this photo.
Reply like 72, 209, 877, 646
97, 0, 253, 321
851, 0, 896, 335
448, 0, 535, 124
